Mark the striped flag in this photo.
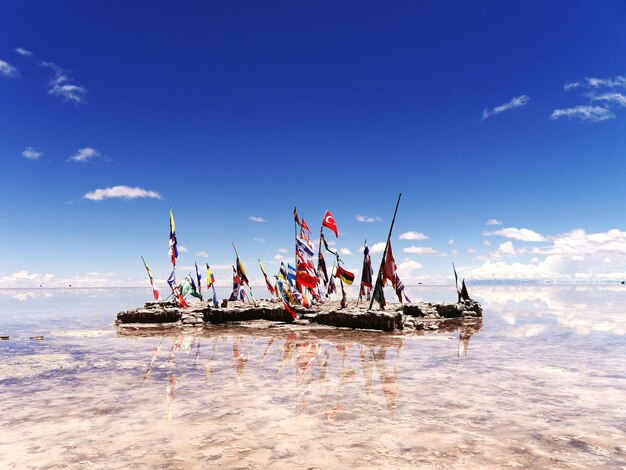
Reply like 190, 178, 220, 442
141, 256, 161, 301
195, 262, 203, 301
259, 260, 276, 296
335, 265, 355, 285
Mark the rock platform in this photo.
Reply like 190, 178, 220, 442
116, 298, 482, 332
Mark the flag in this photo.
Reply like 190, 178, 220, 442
395, 273, 406, 303
169, 208, 178, 266
287, 264, 297, 287
296, 236, 315, 258
372, 278, 386, 309
461, 279, 471, 302
335, 265, 355, 285
195, 262, 203, 301
317, 249, 329, 284
206, 263, 215, 289
279, 262, 288, 281
360, 243, 373, 289
235, 257, 249, 286
211, 286, 218, 308
382, 241, 397, 286
183, 275, 202, 299
293, 207, 300, 225
229, 265, 241, 301
453, 263, 463, 303
276, 277, 298, 319
328, 268, 337, 294
141, 257, 161, 301
167, 268, 188, 307
321, 233, 338, 257
296, 261, 317, 289
300, 218, 311, 233
322, 210, 338, 237
259, 260, 276, 296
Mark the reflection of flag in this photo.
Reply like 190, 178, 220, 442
169, 209, 178, 266
335, 265, 355, 285
322, 210, 338, 237
141, 257, 161, 301
300, 218, 311, 233
259, 260, 276, 296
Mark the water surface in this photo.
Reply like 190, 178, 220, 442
0, 285, 624, 468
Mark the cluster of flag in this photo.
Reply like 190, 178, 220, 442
140, 202, 473, 316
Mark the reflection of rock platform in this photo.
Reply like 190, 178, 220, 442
116, 299, 482, 332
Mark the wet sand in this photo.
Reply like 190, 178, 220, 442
0, 286, 625, 468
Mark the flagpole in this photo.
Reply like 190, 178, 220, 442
368, 193, 402, 311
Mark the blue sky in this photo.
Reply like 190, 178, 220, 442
2, 1, 626, 288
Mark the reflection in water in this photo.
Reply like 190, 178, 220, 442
136, 321, 482, 425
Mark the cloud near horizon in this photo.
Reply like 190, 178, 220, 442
83, 185, 162, 201
482, 95, 530, 120
399, 231, 429, 241
483, 227, 547, 242
355, 215, 382, 223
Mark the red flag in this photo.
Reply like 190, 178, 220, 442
322, 210, 338, 237
293, 207, 300, 225
382, 241, 397, 286
300, 218, 311, 233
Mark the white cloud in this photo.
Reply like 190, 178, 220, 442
483, 239, 491, 246
565, 76, 626, 90
69, 147, 100, 163
467, 248, 477, 254
178, 245, 188, 253
195, 251, 209, 258
494, 241, 518, 257
253, 237, 266, 243
403, 246, 439, 255
448, 239, 455, 245
249, 216, 268, 223
482, 95, 530, 120
22, 147, 43, 160
550, 105, 614, 122
339, 248, 352, 255
486, 218, 502, 226
0, 59, 19, 78
355, 215, 382, 223
42, 62, 87, 104
0, 270, 132, 288
274, 254, 284, 261
450, 249, 460, 256
484, 227, 547, 242
277, 248, 288, 254
590, 92, 626, 107
371, 242, 387, 254
15, 47, 32, 57
395, 258, 423, 284
399, 231, 429, 241
83, 185, 161, 201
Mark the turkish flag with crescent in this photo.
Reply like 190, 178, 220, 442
322, 210, 338, 237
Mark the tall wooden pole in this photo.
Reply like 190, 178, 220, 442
368, 193, 402, 311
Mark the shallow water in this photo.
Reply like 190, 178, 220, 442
0, 285, 625, 468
